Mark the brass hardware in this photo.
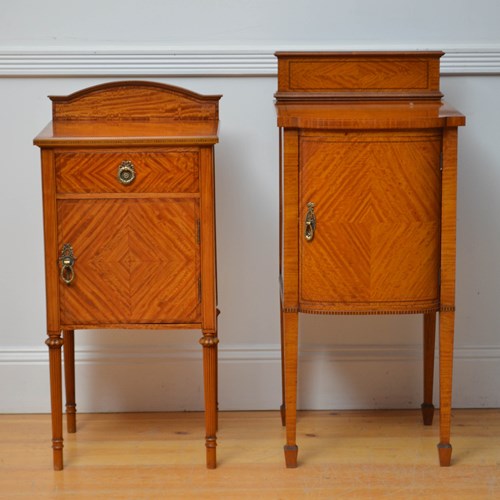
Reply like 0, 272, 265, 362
59, 244, 76, 286
304, 202, 316, 242
117, 160, 136, 185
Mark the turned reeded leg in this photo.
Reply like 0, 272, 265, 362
63, 330, 76, 433
422, 312, 436, 425
438, 311, 455, 466
200, 331, 218, 469
282, 310, 299, 468
279, 305, 286, 426
46, 332, 64, 471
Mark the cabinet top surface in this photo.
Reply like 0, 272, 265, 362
276, 101, 465, 129
34, 81, 220, 147
34, 120, 219, 147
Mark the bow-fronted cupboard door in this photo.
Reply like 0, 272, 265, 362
275, 51, 465, 468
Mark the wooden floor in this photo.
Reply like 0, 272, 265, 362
1, 409, 499, 499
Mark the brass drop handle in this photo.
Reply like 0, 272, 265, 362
59, 244, 76, 286
117, 160, 136, 185
304, 202, 316, 242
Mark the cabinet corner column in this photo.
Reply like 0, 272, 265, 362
438, 126, 459, 466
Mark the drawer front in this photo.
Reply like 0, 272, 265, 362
299, 130, 441, 312
57, 198, 201, 325
56, 150, 199, 194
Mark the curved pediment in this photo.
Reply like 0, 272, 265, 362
50, 81, 221, 121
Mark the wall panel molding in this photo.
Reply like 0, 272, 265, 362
2, 343, 500, 412
2, 342, 499, 364
1, 48, 499, 76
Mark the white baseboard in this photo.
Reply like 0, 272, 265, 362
0, 47, 499, 76
3, 343, 500, 413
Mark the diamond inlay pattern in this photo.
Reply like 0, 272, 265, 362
56, 151, 199, 194
58, 198, 200, 324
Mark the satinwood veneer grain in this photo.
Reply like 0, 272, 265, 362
35, 81, 221, 470
275, 51, 465, 468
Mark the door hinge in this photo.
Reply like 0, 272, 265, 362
439, 151, 443, 172
196, 219, 201, 244
198, 278, 202, 303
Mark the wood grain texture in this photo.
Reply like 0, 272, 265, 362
3, 410, 500, 498
40, 150, 60, 331
299, 131, 441, 312
438, 127, 459, 466
282, 311, 299, 468
276, 52, 443, 101
34, 120, 219, 147
45, 333, 64, 471
422, 313, 436, 426
35, 81, 220, 469
440, 128, 458, 310
199, 147, 217, 332
281, 130, 300, 310
438, 311, 455, 466
275, 102, 465, 129
199, 146, 219, 468
50, 81, 221, 121
57, 198, 201, 325
276, 52, 465, 468
56, 150, 199, 194
63, 329, 76, 434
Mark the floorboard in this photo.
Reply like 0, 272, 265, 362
0, 409, 499, 498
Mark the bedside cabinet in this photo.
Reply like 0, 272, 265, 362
34, 81, 221, 470
275, 52, 465, 467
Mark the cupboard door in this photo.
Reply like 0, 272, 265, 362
57, 198, 201, 325
300, 131, 441, 309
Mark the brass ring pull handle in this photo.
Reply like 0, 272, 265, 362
304, 202, 316, 242
117, 160, 136, 185
59, 244, 76, 286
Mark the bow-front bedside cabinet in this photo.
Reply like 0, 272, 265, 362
275, 52, 465, 467
34, 81, 221, 470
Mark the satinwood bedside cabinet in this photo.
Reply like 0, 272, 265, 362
34, 81, 221, 470
275, 52, 465, 467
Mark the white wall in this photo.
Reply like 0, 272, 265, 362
1, 0, 500, 412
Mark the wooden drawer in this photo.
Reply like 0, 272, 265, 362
55, 150, 199, 194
